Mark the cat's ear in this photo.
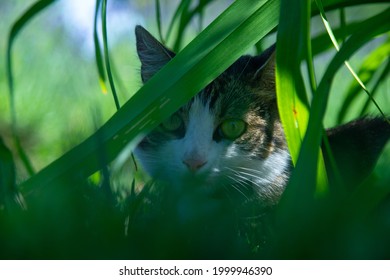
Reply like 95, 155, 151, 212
254, 44, 276, 84
255, 44, 276, 84
135, 25, 175, 83
251, 44, 276, 99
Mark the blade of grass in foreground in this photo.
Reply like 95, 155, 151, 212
337, 38, 390, 122
276, 0, 310, 165
20, 0, 281, 196
154, 0, 165, 43
0, 136, 26, 210
165, 0, 191, 45
93, 0, 107, 94
310, 0, 389, 14
6, 0, 58, 176
276, 0, 328, 197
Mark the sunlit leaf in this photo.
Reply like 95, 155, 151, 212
315, 0, 387, 122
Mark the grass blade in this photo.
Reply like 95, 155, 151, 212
312, 22, 360, 55
102, 0, 120, 110
315, 0, 387, 121
276, 0, 328, 195
94, 0, 107, 94
337, 38, 390, 122
155, 0, 165, 43
6, 0, 58, 176
0, 136, 27, 210
359, 58, 390, 116
311, 0, 389, 14
276, 0, 310, 165
165, 0, 191, 46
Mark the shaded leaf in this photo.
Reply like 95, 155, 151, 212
6, 0, 58, 176
20, 0, 281, 196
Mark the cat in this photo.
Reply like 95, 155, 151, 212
133, 25, 390, 208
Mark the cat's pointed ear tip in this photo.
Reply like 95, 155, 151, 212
135, 25, 155, 42
135, 25, 146, 37
268, 43, 276, 58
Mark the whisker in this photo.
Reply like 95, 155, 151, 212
226, 166, 262, 182
226, 175, 250, 201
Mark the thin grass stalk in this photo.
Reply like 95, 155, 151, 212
172, 0, 192, 51
315, 0, 388, 122
337, 39, 390, 122
94, 0, 107, 94
197, 1, 204, 33
165, 0, 190, 45
155, 0, 165, 43
339, 7, 346, 44
359, 59, 390, 116
6, 0, 58, 176
305, 0, 329, 195
102, 0, 120, 110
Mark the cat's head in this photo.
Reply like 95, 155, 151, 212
134, 26, 290, 204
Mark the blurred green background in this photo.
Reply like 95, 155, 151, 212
0, 0, 389, 259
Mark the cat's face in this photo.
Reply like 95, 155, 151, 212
134, 26, 290, 203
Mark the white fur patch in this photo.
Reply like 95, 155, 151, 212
182, 97, 215, 164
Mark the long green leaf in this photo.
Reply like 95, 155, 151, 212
337, 38, 390, 122
102, 0, 120, 110
0, 136, 27, 210
172, 0, 215, 51
93, 0, 107, 94
20, 0, 281, 196
315, 0, 387, 122
311, 0, 389, 13
155, 0, 164, 43
312, 22, 360, 55
6, 0, 58, 176
276, 0, 328, 195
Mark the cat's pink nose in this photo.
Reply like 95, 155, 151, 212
183, 158, 207, 172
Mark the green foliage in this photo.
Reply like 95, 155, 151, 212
1, 0, 389, 259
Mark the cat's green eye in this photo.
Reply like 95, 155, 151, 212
219, 119, 247, 140
161, 113, 183, 132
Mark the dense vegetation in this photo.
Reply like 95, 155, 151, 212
0, 0, 389, 259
